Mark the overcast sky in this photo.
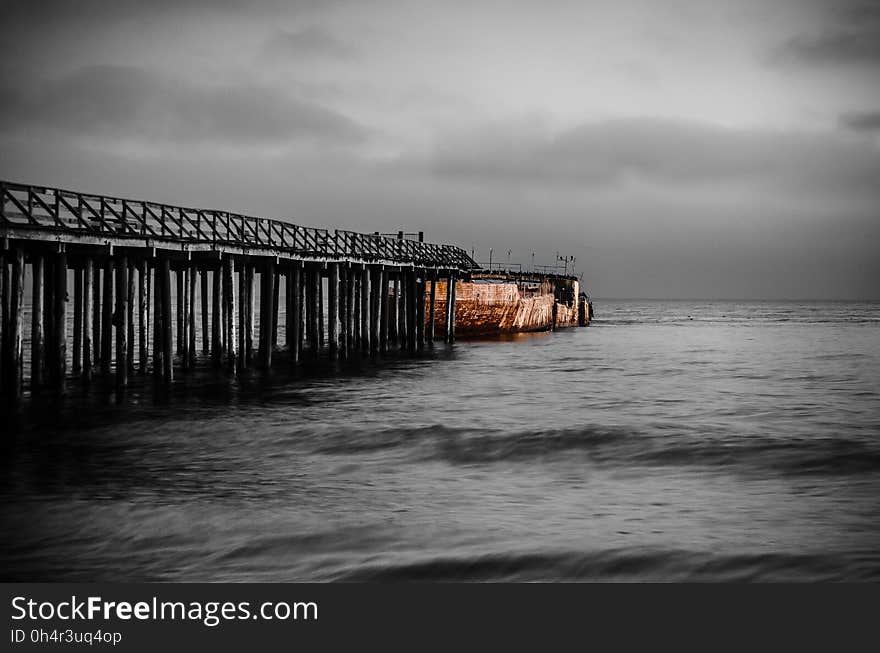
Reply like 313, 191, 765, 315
2, 0, 879, 298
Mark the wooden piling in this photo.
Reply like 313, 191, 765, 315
259, 265, 274, 369
73, 267, 83, 373
444, 273, 453, 343
407, 270, 417, 352
292, 266, 302, 364
160, 258, 174, 383
138, 260, 148, 374
416, 271, 425, 351
237, 264, 246, 369
346, 266, 356, 358
31, 254, 44, 388
153, 262, 163, 378
9, 248, 24, 399
328, 263, 339, 359
245, 263, 255, 368
43, 257, 54, 381
176, 268, 184, 356
223, 256, 236, 372
317, 272, 325, 351
428, 272, 436, 343
340, 267, 349, 358
361, 267, 370, 356
201, 267, 209, 354
115, 256, 128, 390
127, 261, 135, 372
272, 268, 280, 351
0, 255, 7, 394
101, 259, 112, 374
54, 252, 67, 391
83, 258, 93, 381
92, 263, 101, 369
313, 269, 322, 356
448, 273, 457, 343
389, 275, 399, 345
353, 268, 361, 353
211, 266, 222, 361
379, 269, 389, 354
187, 263, 196, 368
398, 272, 407, 350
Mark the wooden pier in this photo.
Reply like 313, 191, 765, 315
0, 180, 476, 400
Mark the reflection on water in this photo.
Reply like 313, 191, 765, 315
2, 300, 880, 581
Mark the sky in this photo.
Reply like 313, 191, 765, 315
1, 0, 879, 299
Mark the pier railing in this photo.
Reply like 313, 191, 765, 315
0, 180, 477, 270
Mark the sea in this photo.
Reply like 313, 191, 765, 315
2, 300, 879, 581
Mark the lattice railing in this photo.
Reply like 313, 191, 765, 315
0, 180, 478, 269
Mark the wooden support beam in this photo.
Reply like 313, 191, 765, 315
327, 263, 339, 359
211, 265, 222, 361
127, 261, 135, 372
9, 248, 24, 399
398, 272, 406, 351
115, 256, 128, 390
259, 265, 275, 369
361, 267, 370, 356
347, 266, 356, 358
407, 270, 417, 352
73, 267, 83, 373
201, 267, 209, 354
54, 253, 67, 391
83, 258, 93, 380
245, 263, 255, 368
448, 273, 457, 343
138, 260, 148, 374
0, 255, 7, 394
43, 257, 54, 383
187, 262, 196, 369
313, 269, 321, 356
292, 266, 302, 365
370, 268, 381, 356
389, 275, 398, 346
92, 263, 101, 370
339, 268, 347, 357
31, 254, 44, 388
153, 261, 163, 377
317, 271, 325, 351
272, 268, 280, 351
444, 273, 453, 343
416, 271, 425, 351
176, 268, 184, 356
101, 259, 113, 374
353, 268, 361, 353
379, 269, 389, 354
223, 256, 236, 372
160, 258, 174, 383
428, 272, 436, 343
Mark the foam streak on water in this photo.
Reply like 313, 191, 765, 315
2, 300, 879, 581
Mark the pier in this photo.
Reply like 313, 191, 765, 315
0, 180, 477, 400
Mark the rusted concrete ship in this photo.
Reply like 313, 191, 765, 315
429, 271, 591, 338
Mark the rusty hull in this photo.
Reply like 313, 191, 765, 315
429, 275, 586, 338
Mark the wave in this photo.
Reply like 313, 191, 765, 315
334, 546, 880, 582
313, 424, 880, 477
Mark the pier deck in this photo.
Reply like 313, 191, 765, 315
0, 180, 476, 399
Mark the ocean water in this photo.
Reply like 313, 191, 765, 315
2, 300, 879, 581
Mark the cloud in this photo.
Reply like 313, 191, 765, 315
0, 65, 367, 148
839, 111, 880, 131
774, 30, 880, 66
770, 0, 880, 67
419, 118, 880, 196
261, 27, 356, 61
